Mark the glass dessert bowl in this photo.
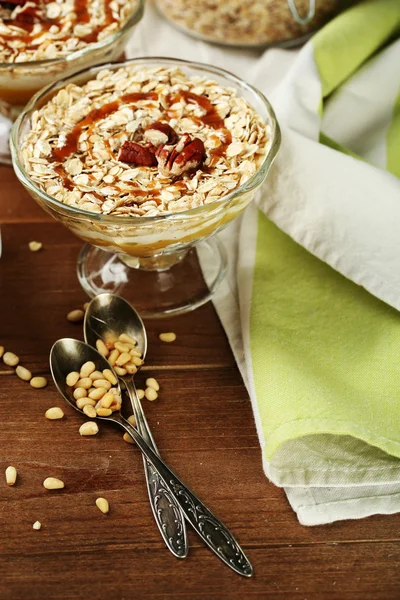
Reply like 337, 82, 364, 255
11, 57, 281, 317
155, 0, 356, 48
0, 0, 143, 163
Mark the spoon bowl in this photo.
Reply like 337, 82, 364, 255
50, 337, 124, 421
84, 293, 147, 362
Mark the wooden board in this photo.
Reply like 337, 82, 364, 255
1, 165, 400, 599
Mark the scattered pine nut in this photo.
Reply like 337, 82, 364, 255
93, 379, 111, 390
16, 365, 32, 382
146, 377, 159, 391
83, 302, 90, 311
108, 349, 120, 366
5, 466, 17, 486
96, 408, 112, 417
96, 497, 109, 514
0, 346, 4, 359
43, 477, 64, 490
123, 415, 137, 443
3, 352, 19, 367
79, 421, 99, 436
136, 389, 145, 400
130, 348, 142, 358
100, 392, 115, 408
30, 376, 48, 389
75, 377, 92, 389
159, 332, 176, 343
73, 387, 87, 400
123, 432, 134, 444
67, 309, 85, 323
90, 370, 103, 381
83, 404, 97, 418
114, 341, 132, 353
145, 387, 158, 401
116, 352, 131, 366
96, 339, 109, 357
119, 333, 137, 345
103, 369, 117, 385
28, 241, 42, 252
76, 397, 96, 409
114, 366, 127, 376
66, 371, 80, 387
80, 361, 96, 378
88, 387, 107, 401
45, 407, 64, 420
32, 521, 42, 530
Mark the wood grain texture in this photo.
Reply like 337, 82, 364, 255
1, 167, 400, 599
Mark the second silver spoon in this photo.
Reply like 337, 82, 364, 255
84, 293, 187, 559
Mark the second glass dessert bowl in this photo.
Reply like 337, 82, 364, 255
11, 57, 281, 317
0, 0, 144, 164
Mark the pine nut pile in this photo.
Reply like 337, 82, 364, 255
66, 360, 122, 418
95, 332, 143, 376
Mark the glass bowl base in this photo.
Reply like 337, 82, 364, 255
77, 237, 227, 318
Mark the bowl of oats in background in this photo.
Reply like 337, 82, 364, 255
11, 57, 280, 317
155, 0, 357, 48
0, 0, 143, 121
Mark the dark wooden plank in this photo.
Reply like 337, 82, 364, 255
2, 168, 400, 600
0, 221, 235, 369
2, 365, 400, 549
0, 166, 53, 223
1, 367, 400, 599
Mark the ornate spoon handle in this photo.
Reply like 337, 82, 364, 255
118, 416, 253, 577
124, 379, 188, 559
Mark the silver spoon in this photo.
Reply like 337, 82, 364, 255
83, 293, 188, 559
50, 338, 253, 577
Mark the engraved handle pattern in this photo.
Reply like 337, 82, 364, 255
146, 461, 186, 556
120, 419, 253, 577
168, 479, 253, 576
124, 380, 187, 558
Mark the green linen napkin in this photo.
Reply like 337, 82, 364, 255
232, 0, 400, 524
252, 213, 400, 461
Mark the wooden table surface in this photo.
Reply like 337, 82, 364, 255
1, 164, 400, 600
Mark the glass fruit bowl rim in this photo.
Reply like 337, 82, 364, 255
10, 56, 281, 226
0, 0, 144, 70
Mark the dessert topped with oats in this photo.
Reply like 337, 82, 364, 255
0, 0, 138, 63
21, 65, 269, 217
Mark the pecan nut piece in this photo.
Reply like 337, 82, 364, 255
144, 121, 178, 147
156, 134, 205, 177
118, 141, 157, 167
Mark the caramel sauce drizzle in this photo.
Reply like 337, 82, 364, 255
50, 89, 232, 198
2, 0, 119, 48
166, 91, 232, 166
52, 93, 158, 161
